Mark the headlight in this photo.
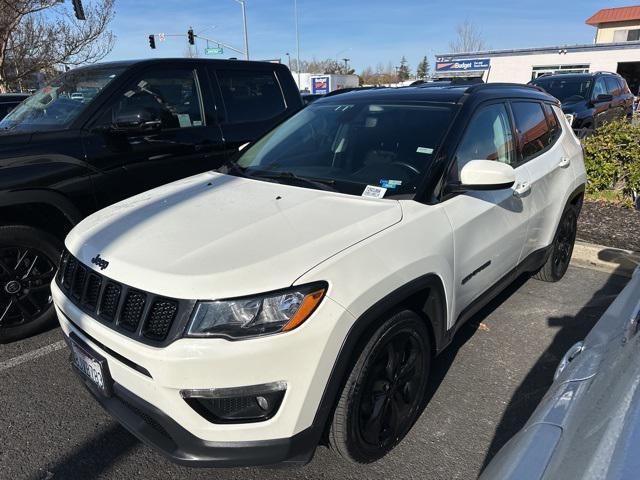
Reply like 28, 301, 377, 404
186, 283, 327, 339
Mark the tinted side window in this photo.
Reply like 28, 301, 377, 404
543, 103, 561, 143
107, 69, 204, 129
455, 102, 515, 173
512, 101, 551, 162
217, 70, 285, 123
592, 78, 607, 98
605, 77, 621, 96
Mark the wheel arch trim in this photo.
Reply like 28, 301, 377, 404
306, 273, 448, 447
0, 189, 83, 226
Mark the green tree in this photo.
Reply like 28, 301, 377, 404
416, 56, 430, 79
398, 55, 411, 81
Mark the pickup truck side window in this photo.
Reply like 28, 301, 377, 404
107, 69, 204, 129
216, 69, 286, 123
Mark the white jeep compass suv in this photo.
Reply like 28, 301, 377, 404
52, 83, 586, 467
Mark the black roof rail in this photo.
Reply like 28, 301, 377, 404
465, 82, 545, 94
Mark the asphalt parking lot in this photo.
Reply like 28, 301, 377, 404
0, 264, 629, 480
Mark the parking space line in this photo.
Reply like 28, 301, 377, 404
0, 340, 66, 373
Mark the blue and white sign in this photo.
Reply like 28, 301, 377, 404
436, 58, 491, 72
311, 76, 330, 94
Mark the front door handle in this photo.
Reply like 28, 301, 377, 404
513, 181, 531, 197
558, 157, 571, 168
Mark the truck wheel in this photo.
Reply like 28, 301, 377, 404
328, 310, 431, 463
0, 226, 62, 343
534, 205, 578, 283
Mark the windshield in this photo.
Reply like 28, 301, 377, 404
532, 77, 592, 103
0, 66, 124, 132
233, 101, 457, 198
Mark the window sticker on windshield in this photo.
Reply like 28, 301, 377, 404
380, 179, 402, 189
193, 120, 202, 126
416, 146, 434, 154
362, 185, 387, 199
177, 114, 192, 128
123, 90, 135, 98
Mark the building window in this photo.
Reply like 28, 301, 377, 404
613, 29, 640, 42
531, 64, 590, 80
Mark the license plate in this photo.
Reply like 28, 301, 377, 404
69, 333, 112, 396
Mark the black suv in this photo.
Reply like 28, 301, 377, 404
0, 93, 29, 119
531, 71, 634, 136
0, 58, 302, 342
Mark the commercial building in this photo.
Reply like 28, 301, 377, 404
434, 5, 640, 93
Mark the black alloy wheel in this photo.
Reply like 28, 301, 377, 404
0, 226, 62, 342
534, 205, 578, 282
329, 311, 431, 463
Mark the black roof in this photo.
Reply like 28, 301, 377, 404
316, 82, 557, 105
532, 71, 621, 81
71, 58, 286, 72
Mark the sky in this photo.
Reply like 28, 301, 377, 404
101, 0, 640, 73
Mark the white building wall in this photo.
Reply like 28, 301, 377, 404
485, 48, 640, 83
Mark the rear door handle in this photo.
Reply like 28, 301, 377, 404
558, 157, 571, 168
513, 181, 531, 197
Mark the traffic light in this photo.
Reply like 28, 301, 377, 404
148, 34, 156, 49
72, 0, 86, 20
187, 29, 195, 45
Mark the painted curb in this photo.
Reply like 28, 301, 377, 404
571, 240, 640, 278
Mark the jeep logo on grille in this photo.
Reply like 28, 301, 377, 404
91, 254, 109, 270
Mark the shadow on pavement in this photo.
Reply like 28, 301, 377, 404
31, 424, 139, 480
424, 273, 532, 408
480, 255, 630, 472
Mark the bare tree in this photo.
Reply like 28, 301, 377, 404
0, 0, 115, 92
448, 19, 488, 53
290, 57, 344, 75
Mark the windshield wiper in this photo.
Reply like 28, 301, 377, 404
250, 170, 338, 192
218, 159, 250, 177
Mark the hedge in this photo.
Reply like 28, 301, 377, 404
582, 119, 640, 207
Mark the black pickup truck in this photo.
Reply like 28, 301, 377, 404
0, 58, 302, 342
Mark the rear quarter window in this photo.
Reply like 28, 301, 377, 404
217, 69, 286, 123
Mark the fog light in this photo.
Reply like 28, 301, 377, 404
181, 381, 286, 424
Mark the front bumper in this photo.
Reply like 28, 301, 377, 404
52, 280, 354, 467
68, 347, 317, 467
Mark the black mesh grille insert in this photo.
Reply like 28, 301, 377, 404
63, 256, 77, 289
143, 300, 178, 341
71, 265, 87, 299
117, 395, 174, 443
100, 282, 121, 321
56, 250, 188, 345
84, 274, 102, 310
119, 290, 146, 332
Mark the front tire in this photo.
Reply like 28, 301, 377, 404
534, 205, 578, 282
328, 310, 431, 464
0, 225, 62, 343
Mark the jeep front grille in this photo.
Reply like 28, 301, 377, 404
56, 250, 193, 344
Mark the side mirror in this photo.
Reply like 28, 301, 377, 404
594, 93, 613, 103
112, 107, 162, 132
459, 160, 516, 191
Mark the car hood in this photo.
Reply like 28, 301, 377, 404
67, 171, 403, 299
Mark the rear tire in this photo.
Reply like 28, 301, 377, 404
534, 205, 578, 283
328, 310, 431, 464
0, 225, 62, 343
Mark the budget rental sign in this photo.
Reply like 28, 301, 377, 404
435, 58, 490, 72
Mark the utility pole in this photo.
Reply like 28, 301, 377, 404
234, 0, 249, 60
294, 0, 301, 87
285, 52, 291, 70
342, 58, 350, 74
